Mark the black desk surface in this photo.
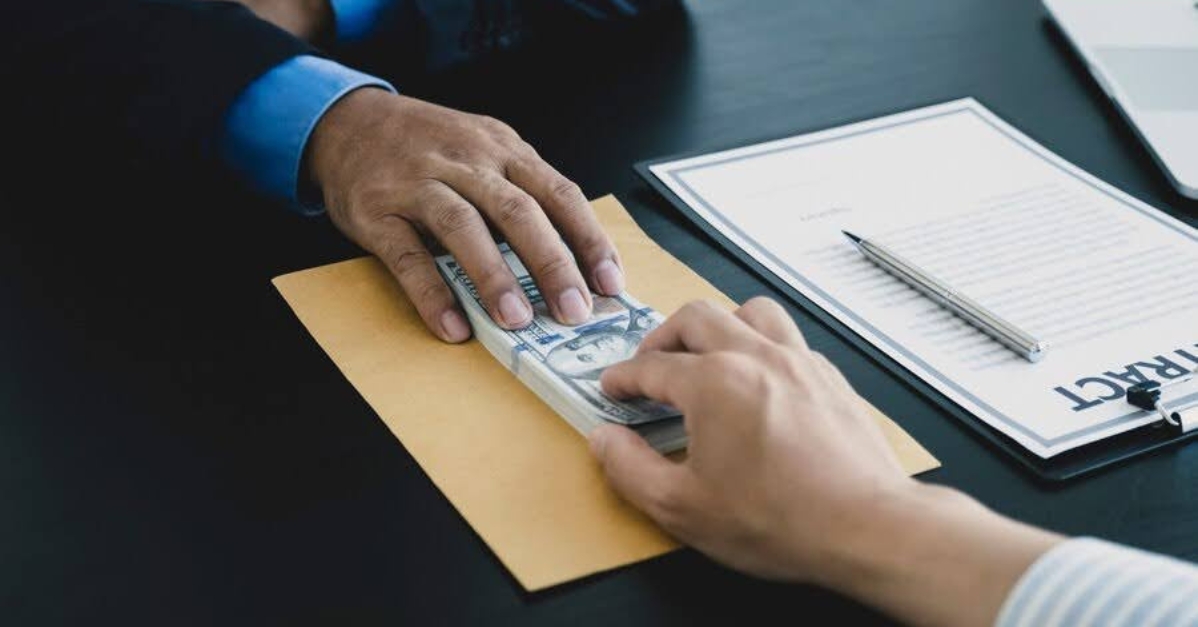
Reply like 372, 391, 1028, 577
4, 0, 1197, 624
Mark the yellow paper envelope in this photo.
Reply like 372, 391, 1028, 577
272, 194, 939, 591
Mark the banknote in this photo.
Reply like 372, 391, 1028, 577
435, 245, 687, 452
436, 245, 680, 426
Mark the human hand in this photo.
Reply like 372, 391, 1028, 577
590, 297, 911, 583
592, 297, 1063, 627
306, 89, 623, 342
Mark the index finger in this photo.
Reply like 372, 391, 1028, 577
601, 351, 701, 408
638, 301, 760, 355
506, 157, 625, 296
439, 168, 593, 326
413, 183, 532, 329
734, 297, 807, 348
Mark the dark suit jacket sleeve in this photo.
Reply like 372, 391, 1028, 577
1, 1, 316, 175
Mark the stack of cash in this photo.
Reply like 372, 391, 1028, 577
436, 245, 687, 453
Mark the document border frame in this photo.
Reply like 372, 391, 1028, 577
636, 98, 1198, 481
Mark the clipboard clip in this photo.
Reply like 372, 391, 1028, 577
1127, 371, 1198, 434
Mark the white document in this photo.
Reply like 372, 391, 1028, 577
649, 99, 1198, 458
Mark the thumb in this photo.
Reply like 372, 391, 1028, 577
590, 424, 683, 521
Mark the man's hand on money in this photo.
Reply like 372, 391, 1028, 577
307, 89, 625, 342
590, 297, 915, 582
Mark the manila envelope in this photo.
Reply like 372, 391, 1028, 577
273, 194, 939, 591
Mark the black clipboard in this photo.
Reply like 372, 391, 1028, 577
633, 106, 1198, 482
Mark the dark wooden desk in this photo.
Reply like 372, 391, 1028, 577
3, 0, 1196, 624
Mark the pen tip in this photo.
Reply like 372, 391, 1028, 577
842, 230, 862, 245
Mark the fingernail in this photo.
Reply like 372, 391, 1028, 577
594, 259, 624, 295
440, 309, 471, 342
558, 287, 591, 325
498, 291, 532, 328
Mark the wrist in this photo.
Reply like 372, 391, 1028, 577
305, 87, 392, 200
808, 479, 936, 590
820, 483, 1064, 627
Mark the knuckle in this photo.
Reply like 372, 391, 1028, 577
477, 115, 515, 137
811, 351, 847, 384
574, 230, 613, 258
412, 182, 444, 207
495, 193, 540, 227
765, 344, 803, 377
438, 144, 472, 163
514, 141, 539, 158
674, 302, 703, 325
430, 203, 480, 237
780, 356, 821, 397
707, 351, 764, 391
645, 482, 687, 527
349, 185, 400, 221
680, 300, 720, 321
549, 178, 584, 204
383, 242, 433, 279
462, 161, 492, 180
471, 260, 512, 293
342, 208, 377, 237
744, 295, 781, 314
810, 350, 832, 369
412, 276, 450, 307
374, 239, 453, 308
703, 351, 743, 377
534, 251, 576, 280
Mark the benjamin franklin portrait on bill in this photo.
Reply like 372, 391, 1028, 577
544, 296, 659, 381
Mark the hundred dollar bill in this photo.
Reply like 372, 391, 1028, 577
435, 245, 687, 452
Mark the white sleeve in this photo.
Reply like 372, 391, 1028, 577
996, 537, 1198, 627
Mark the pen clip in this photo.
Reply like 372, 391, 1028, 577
1126, 371, 1198, 434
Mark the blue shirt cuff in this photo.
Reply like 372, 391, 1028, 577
330, 0, 395, 43
221, 55, 395, 215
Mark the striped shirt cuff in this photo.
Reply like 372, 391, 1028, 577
996, 537, 1198, 627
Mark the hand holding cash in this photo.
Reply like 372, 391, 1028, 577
436, 245, 687, 452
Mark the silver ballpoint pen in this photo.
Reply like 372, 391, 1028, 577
842, 230, 1049, 363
